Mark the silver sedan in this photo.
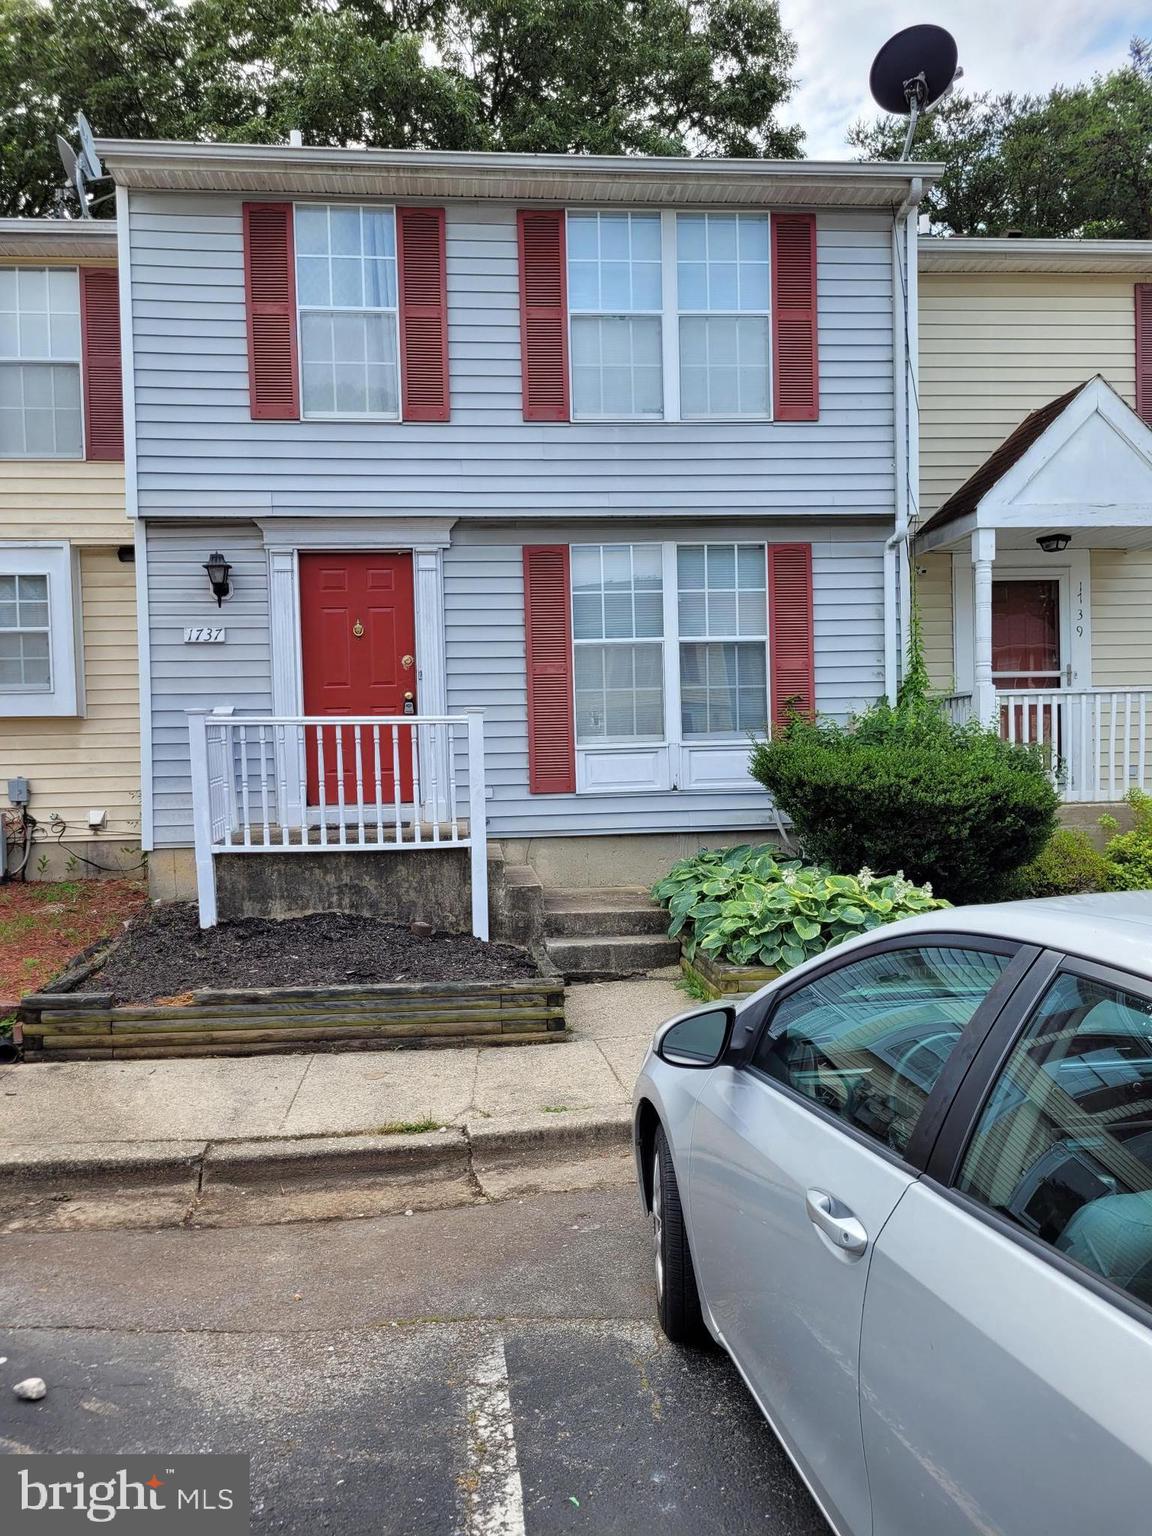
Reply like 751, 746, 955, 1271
633, 893, 1152, 1536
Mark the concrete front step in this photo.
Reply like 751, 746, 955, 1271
543, 886, 667, 938
543, 933, 680, 981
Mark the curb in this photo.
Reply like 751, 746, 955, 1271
0, 1108, 634, 1201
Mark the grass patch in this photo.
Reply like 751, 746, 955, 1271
540, 1104, 571, 1114
675, 971, 714, 1003
375, 1118, 442, 1135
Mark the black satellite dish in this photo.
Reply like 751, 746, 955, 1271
869, 24, 962, 159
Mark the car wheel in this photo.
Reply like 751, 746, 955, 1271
652, 1125, 709, 1347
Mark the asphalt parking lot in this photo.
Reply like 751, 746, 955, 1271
0, 1188, 825, 1535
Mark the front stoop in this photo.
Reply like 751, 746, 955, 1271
542, 887, 678, 980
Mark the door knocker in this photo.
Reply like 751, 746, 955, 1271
352, 619, 365, 638
401, 654, 414, 670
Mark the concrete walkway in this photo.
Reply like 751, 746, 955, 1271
0, 978, 682, 1148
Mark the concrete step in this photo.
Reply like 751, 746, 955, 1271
543, 886, 668, 938
544, 933, 680, 981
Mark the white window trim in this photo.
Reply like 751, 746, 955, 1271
294, 203, 402, 424
565, 210, 773, 426
573, 539, 770, 794
0, 541, 83, 718
0, 265, 85, 461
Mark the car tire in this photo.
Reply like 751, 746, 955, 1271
652, 1125, 710, 1348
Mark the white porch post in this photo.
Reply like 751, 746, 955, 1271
972, 528, 997, 725
187, 709, 218, 929
465, 710, 489, 942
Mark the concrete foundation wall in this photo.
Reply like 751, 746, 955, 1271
500, 830, 784, 888
214, 848, 474, 929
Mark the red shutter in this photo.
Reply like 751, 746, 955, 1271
79, 267, 123, 461
398, 206, 449, 421
243, 202, 299, 420
1138, 284, 1152, 426
523, 545, 575, 793
768, 543, 815, 730
517, 211, 569, 422
772, 214, 819, 422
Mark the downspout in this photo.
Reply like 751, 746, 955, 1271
885, 177, 923, 704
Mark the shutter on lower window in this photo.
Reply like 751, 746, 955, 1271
1138, 285, 1152, 425
398, 207, 449, 421
771, 214, 819, 421
243, 202, 299, 420
80, 267, 123, 460
768, 543, 815, 730
524, 545, 576, 793
517, 211, 569, 422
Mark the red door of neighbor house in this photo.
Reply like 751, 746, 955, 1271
299, 553, 417, 806
993, 578, 1062, 749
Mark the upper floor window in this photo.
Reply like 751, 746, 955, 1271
565, 212, 772, 423
295, 206, 400, 420
0, 268, 83, 458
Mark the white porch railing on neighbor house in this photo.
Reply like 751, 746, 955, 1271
940, 688, 1152, 803
188, 710, 488, 936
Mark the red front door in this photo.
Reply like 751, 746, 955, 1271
992, 578, 1061, 748
299, 552, 416, 806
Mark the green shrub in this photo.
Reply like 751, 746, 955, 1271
1013, 828, 1111, 898
1100, 789, 1152, 890
748, 702, 1060, 905
652, 845, 948, 973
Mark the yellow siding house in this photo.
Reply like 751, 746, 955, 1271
0, 219, 140, 877
916, 238, 1152, 805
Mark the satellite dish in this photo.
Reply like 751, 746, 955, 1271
56, 133, 92, 218
76, 112, 104, 182
869, 24, 962, 159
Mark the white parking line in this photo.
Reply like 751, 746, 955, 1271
465, 1333, 526, 1536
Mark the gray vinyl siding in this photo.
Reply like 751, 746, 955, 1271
145, 516, 885, 846
127, 194, 895, 518
445, 519, 885, 838
148, 521, 272, 846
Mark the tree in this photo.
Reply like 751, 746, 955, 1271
849, 39, 1152, 238
0, 0, 802, 217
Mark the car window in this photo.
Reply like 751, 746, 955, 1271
956, 970, 1152, 1308
752, 945, 1011, 1155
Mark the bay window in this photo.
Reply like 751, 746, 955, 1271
571, 540, 770, 792
0, 267, 83, 458
295, 205, 400, 419
565, 212, 772, 422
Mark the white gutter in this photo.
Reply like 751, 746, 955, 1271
885, 177, 924, 703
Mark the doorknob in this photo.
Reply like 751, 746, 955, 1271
805, 1189, 868, 1257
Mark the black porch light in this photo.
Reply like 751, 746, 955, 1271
203, 550, 233, 606
1036, 533, 1071, 554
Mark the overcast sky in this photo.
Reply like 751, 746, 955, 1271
777, 1, 1145, 158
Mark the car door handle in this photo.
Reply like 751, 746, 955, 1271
805, 1189, 869, 1257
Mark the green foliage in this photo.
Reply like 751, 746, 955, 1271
0, 0, 802, 217
652, 843, 948, 973
748, 704, 1060, 905
849, 39, 1152, 238
1013, 828, 1112, 898
1099, 789, 1152, 890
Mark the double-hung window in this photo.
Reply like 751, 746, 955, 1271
0, 543, 81, 716
571, 540, 770, 792
572, 544, 664, 743
295, 205, 400, 419
678, 544, 769, 737
0, 268, 83, 458
565, 212, 772, 421
567, 213, 663, 420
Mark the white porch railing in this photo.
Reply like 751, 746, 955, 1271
939, 688, 1152, 803
188, 710, 488, 936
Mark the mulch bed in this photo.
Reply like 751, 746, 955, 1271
0, 879, 148, 1009
84, 903, 538, 1004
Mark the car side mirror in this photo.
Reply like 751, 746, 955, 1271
656, 1004, 736, 1068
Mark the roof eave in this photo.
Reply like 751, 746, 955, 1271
94, 139, 942, 208
920, 235, 1152, 275
0, 218, 117, 259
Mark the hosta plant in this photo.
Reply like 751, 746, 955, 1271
653, 846, 949, 974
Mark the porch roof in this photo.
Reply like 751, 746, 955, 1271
916, 376, 1152, 554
